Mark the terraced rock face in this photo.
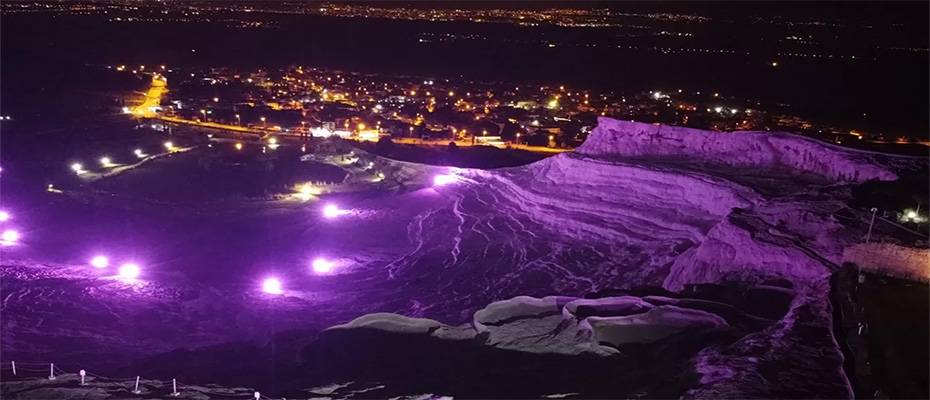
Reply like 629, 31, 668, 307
2, 118, 909, 398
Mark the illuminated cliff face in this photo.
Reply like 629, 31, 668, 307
2, 117, 911, 398
578, 118, 899, 183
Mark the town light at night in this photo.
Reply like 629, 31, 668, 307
1, 229, 20, 245
100, 157, 113, 167
134, 149, 146, 158
262, 277, 283, 294
117, 263, 141, 280
90, 255, 109, 269
164, 141, 175, 151
71, 163, 85, 174
0, 210, 9, 222
312, 258, 334, 274
235, 142, 243, 150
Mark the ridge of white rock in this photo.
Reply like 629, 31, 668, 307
476, 153, 760, 244
584, 305, 728, 346
326, 312, 443, 334
577, 118, 898, 183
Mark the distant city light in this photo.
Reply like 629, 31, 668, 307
90, 255, 109, 269
713, 106, 723, 113
100, 157, 113, 167
71, 163, 85, 174
235, 142, 243, 150
1, 229, 20, 245
433, 174, 457, 186
268, 137, 278, 145
312, 258, 334, 274
117, 263, 141, 280
547, 99, 559, 109
0, 211, 9, 222
134, 149, 146, 158
164, 141, 175, 151
262, 277, 283, 294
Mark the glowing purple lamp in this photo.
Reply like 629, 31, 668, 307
262, 277, 283, 295
322, 203, 344, 219
1, 229, 20, 245
90, 255, 109, 269
118, 263, 141, 280
312, 258, 334, 274
433, 174, 457, 186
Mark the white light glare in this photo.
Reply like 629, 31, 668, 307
262, 277, 283, 294
312, 258, 334, 274
90, 255, 109, 269
118, 263, 141, 279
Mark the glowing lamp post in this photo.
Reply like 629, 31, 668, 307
90, 255, 109, 269
262, 277, 283, 295
134, 149, 145, 158
100, 157, 113, 167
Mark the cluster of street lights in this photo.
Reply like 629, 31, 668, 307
69, 142, 175, 175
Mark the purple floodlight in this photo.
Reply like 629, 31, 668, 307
433, 174, 457, 186
1, 229, 20, 245
90, 255, 109, 269
118, 263, 141, 280
262, 277, 283, 294
322, 203, 344, 219
311, 258, 334, 274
